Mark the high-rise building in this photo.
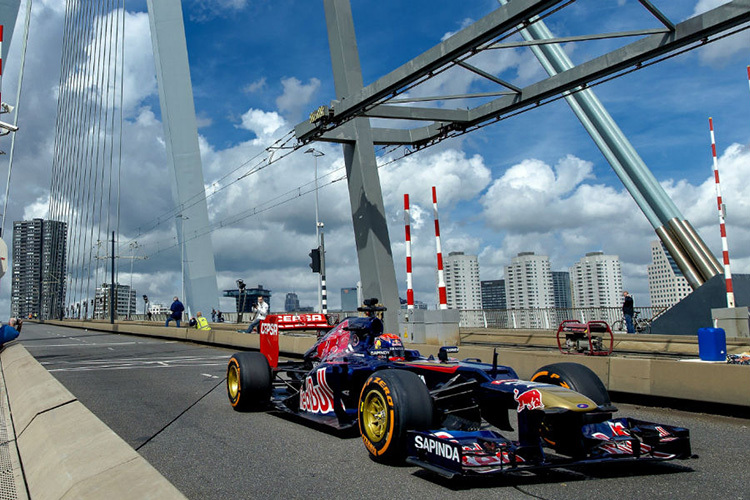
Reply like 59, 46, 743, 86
340, 287, 358, 311
11, 219, 67, 320
94, 283, 136, 319
505, 252, 554, 310
284, 292, 300, 312
648, 240, 692, 309
569, 251, 623, 308
551, 271, 572, 309
444, 252, 482, 310
481, 279, 506, 309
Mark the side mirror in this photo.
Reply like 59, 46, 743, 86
438, 346, 459, 362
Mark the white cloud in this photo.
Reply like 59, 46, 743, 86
243, 78, 267, 94
690, 0, 748, 65
22, 196, 49, 220
188, 0, 248, 22
237, 108, 285, 141
275, 77, 321, 122
381, 149, 492, 211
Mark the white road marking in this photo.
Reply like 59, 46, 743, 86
41, 354, 231, 373
202, 373, 220, 379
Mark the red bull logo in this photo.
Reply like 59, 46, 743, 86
513, 388, 544, 413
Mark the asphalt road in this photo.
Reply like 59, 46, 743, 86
15, 323, 750, 499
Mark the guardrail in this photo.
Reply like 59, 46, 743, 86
459, 306, 663, 329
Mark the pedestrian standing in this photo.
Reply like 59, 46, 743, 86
622, 291, 635, 334
211, 308, 217, 323
166, 296, 185, 327
238, 296, 268, 333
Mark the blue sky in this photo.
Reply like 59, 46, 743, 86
1, 0, 749, 315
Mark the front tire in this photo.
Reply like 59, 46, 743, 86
227, 352, 272, 411
531, 362, 610, 406
358, 370, 433, 462
611, 320, 625, 332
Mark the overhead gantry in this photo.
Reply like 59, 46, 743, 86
296, 0, 750, 330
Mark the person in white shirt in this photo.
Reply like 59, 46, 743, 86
238, 296, 269, 333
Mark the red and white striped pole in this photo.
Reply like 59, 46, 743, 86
708, 117, 735, 308
432, 186, 448, 309
404, 194, 414, 311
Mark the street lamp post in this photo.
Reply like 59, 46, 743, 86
305, 147, 325, 313
176, 214, 189, 313
236, 279, 246, 323
127, 241, 139, 320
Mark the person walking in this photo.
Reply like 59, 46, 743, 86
166, 296, 185, 327
622, 291, 635, 334
238, 296, 268, 333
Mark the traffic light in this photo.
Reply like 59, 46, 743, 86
309, 248, 321, 273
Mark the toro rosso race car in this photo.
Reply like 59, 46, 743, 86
226, 299, 692, 478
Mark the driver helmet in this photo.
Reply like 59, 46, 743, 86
374, 333, 405, 361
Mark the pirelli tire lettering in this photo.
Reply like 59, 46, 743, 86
357, 370, 433, 463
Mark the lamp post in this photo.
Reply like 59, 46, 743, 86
236, 279, 246, 323
127, 241, 139, 320
304, 147, 325, 313
176, 214, 189, 311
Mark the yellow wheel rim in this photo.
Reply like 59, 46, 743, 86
228, 362, 240, 400
362, 390, 388, 442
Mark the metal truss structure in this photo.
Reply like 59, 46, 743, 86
295, 0, 750, 329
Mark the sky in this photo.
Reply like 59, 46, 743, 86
0, 0, 749, 316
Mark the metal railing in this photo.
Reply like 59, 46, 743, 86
459, 306, 661, 330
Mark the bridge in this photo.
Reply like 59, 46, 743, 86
0, 1, 748, 333
0, 4, 749, 494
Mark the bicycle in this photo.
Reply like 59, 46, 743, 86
612, 311, 651, 334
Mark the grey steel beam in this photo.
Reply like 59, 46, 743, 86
324, 0, 400, 332
638, 0, 676, 31
299, 0, 566, 141
466, 2, 750, 127
0, 0, 21, 72
501, 0, 722, 286
364, 104, 470, 122
147, 0, 219, 315
318, 123, 442, 146
454, 60, 522, 92
487, 28, 671, 49
300, 1, 750, 148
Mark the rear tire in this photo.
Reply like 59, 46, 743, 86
531, 362, 610, 406
227, 352, 272, 411
358, 370, 433, 463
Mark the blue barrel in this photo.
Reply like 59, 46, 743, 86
697, 327, 726, 361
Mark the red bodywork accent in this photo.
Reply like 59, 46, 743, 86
314, 319, 353, 362
402, 362, 459, 374
268, 313, 329, 331
259, 315, 279, 368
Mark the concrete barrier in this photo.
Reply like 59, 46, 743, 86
0, 343, 186, 499
47, 320, 750, 409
